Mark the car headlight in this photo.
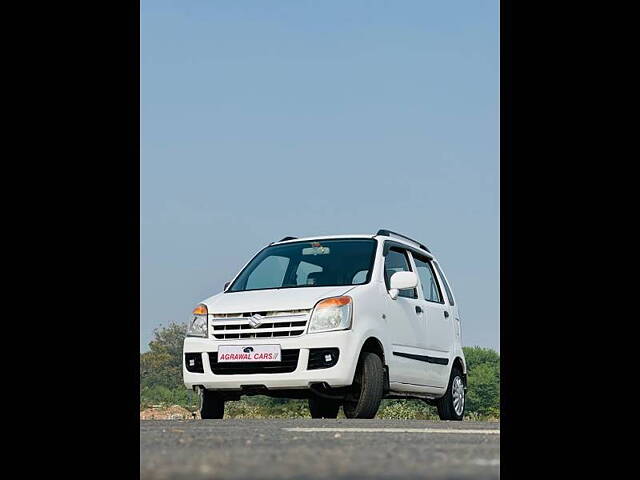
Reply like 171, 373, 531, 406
187, 304, 208, 337
308, 296, 352, 333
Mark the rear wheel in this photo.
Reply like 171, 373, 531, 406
436, 368, 465, 421
308, 396, 341, 418
199, 389, 225, 419
343, 352, 384, 419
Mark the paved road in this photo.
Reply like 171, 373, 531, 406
140, 419, 499, 480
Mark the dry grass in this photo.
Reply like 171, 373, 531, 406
140, 399, 499, 421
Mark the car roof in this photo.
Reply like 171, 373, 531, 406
272, 234, 432, 257
273, 234, 375, 244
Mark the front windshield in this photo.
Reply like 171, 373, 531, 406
228, 239, 377, 292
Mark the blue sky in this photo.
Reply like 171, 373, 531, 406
141, 0, 499, 351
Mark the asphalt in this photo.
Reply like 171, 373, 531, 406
140, 419, 500, 480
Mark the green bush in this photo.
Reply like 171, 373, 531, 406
140, 322, 188, 391
463, 346, 500, 417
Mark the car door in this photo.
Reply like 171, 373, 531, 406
410, 253, 454, 387
383, 246, 430, 386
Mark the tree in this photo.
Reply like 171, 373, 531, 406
462, 346, 500, 416
140, 322, 187, 391
464, 345, 500, 371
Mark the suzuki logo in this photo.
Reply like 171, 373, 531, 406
248, 314, 263, 329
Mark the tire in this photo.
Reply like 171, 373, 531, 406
436, 367, 465, 421
308, 396, 341, 418
199, 389, 225, 419
343, 352, 384, 419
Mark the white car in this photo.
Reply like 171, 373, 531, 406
183, 230, 467, 420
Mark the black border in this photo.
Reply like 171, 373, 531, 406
28, 1, 141, 476
22, 0, 607, 477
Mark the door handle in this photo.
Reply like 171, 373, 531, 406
415, 306, 423, 314
444, 311, 449, 318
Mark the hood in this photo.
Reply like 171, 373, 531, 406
201, 285, 356, 314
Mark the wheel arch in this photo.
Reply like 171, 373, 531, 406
359, 336, 386, 365
452, 356, 467, 386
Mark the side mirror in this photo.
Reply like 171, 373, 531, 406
389, 271, 418, 300
223, 281, 230, 291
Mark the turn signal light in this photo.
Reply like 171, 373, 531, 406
315, 296, 352, 309
192, 305, 208, 315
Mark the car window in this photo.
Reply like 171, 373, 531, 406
433, 261, 455, 306
295, 261, 323, 286
413, 256, 443, 303
228, 239, 377, 292
245, 255, 290, 290
384, 248, 417, 299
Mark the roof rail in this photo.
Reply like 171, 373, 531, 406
376, 229, 431, 253
277, 236, 298, 243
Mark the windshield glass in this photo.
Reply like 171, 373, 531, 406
228, 239, 377, 292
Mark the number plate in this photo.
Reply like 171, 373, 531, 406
217, 345, 281, 362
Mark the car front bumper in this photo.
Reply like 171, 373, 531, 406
183, 330, 359, 391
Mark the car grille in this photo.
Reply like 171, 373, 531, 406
208, 349, 300, 375
210, 310, 311, 340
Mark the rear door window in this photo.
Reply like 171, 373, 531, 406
413, 256, 443, 303
433, 261, 455, 306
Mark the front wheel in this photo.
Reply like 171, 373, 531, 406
308, 396, 341, 418
199, 389, 225, 419
436, 368, 465, 421
343, 352, 384, 419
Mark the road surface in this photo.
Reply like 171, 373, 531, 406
140, 419, 500, 480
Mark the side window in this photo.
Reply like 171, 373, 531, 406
295, 261, 323, 286
433, 262, 455, 306
245, 256, 290, 290
413, 256, 443, 303
384, 248, 417, 299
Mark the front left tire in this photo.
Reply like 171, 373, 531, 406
343, 352, 384, 419
200, 389, 225, 419
308, 395, 341, 418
